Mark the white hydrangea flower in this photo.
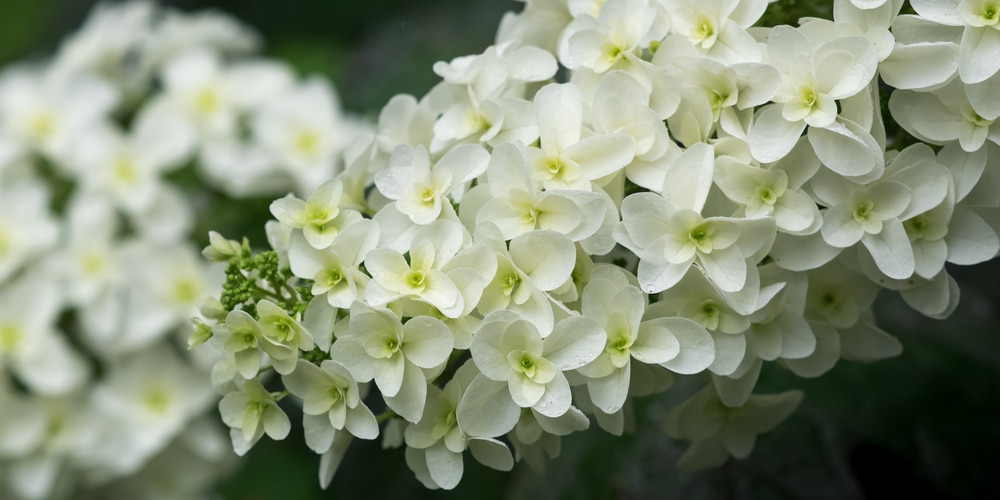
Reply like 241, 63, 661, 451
749, 25, 881, 173
576, 265, 714, 413
287, 219, 378, 309
660, 0, 768, 62
616, 145, 776, 293
526, 83, 635, 191
271, 179, 363, 250
374, 144, 490, 226
663, 386, 804, 470
218, 379, 290, 456
456, 310, 604, 437
281, 359, 379, 453
403, 361, 513, 490
330, 302, 453, 422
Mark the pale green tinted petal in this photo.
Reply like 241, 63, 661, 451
470, 315, 513, 381
219, 391, 249, 428
881, 42, 959, 91
821, 204, 864, 248
630, 318, 681, 364
303, 296, 337, 352
699, 246, 747, 293
777, 314, 817, 360
419, 270, 464, 318
711, 358, 761, 408
870, 182, 911, 220
468, 437, 514, 471
262, 405, 291, 440
706, 330, 746, 376
374, 354, 406, 397
913, 238, 949, 279
364, 248, 410, 286
749, 104, 805, 163
785, 321, 840, 378
509, 372, 546, 408
346, 404, 379, 440
769, 232, 842, 271
720, 424, 757, 459
533, 371, 571, 417
814, 36, 877, 99
535, 83, 582, 152
403, 316, 454, 369
287, 230, 327, 279
426, 443, 463, 490
565, 133, 635, 181
281, 360, 329, 400
576, 351, 616, 378
543, 316, 605, 369
535, 405, 590, 436
647, 318, 714, 374
384, 361, 427, 423
327, 399, 347, 429
911, 0, 965, 25
662, 142, 714, 213
960, 25, 1000, 84
235, 348, 262, 379
269, 195, 307, 227
509, 230, 575, 291
456, 375, 520, 438
773, 190, 819, 233
860, 220, 915, 279
303, 413, 335, 454
588, 363, 630, 413
946, 207, 1000, 265
901, 271, 960, 318
637, 256, 692, 294
437, 143, 490, 185
807, 119, 883, 178
839, 320, 902, 362
619, 192, 673, 249
329, 337, 375, 382
968, 74, 1000, 119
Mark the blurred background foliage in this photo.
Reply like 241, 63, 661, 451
2, 1, 999, 498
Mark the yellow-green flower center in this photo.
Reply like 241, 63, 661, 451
405, 270, 426, 290
295, 130, 321, 157
194, 88, 220, 115
502, 272, 520, 297
144, 387, 171, 415
904, 214, 929, 239
172, 278, 200, 304
0, 324, 22, 352
853, 200, 875, 222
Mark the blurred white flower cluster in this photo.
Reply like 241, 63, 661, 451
197, 0, 1000, 490
0, 1, 362, 498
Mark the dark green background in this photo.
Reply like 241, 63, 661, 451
4, 1, 999, 498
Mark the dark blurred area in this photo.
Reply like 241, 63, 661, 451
3, 1, 999, 499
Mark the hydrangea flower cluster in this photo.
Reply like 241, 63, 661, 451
0, 2, 361, 498
196, 0, 1000, 490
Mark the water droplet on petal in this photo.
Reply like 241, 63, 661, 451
606, 406, 616, 413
